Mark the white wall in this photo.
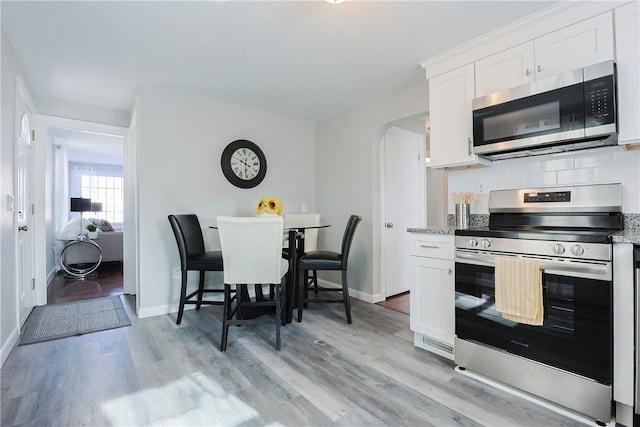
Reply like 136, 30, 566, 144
136, 86, 316, 317
315, 82, 429, 302
35, 96, 130, 128
448, 146, 640, 215
1, 30, 31, 363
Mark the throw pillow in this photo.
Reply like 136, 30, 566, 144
89, 218, 114, 232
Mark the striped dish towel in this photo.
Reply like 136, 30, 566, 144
494, 256, 543, 326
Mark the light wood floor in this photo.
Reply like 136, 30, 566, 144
1, 296, 586, 426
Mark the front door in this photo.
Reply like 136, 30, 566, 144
16, 97, 35, 324
383, 126, 425, 298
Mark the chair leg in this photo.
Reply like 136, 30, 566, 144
275, 282, 282, 351
303, 270, 310, 308
221, 283, 232, 351
311, 270, 318, 294
177, 270, 188, 325
196, 271, 205, 310
297, 268, 305, 322
342, 270, 352, 324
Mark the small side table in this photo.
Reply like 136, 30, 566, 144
58, 236, 103, 279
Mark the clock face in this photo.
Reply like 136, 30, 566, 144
230, 148, 261, 181
221, 140, 267, 188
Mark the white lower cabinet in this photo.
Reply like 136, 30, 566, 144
409, 233, 455, 360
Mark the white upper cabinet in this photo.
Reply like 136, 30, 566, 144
475, 42, 535, 98
426, 5, 625, 168
614, 1, 640, 145
534, 12, 614, 80
475, 13, 614, 98
429, 63, 489, 169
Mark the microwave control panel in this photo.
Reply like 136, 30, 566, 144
585, 75, 615, 127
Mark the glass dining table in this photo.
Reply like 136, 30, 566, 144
283, 222, 330, 323
210, 221, 330, 324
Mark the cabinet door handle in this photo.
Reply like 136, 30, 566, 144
448, 268, 453, 275
525, 68, 531, 76
420, 245, 440, 249
537, 65, 542, 73
468, 137, 472, 156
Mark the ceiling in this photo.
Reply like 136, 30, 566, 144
2, 0, 556, 123
50, 128, 124, 165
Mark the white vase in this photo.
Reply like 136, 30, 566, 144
259, 212, 278, 217
88, 231, 98, 239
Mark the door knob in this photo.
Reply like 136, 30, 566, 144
18, 225, 28, 231
385, 222, 394, 228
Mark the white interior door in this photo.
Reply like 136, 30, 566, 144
383, 126, 425, 298
16, 100, 36, 325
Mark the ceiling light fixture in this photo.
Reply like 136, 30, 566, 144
324, 0, 346, 4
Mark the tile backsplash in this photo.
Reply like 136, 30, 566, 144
448, 146, 640, 214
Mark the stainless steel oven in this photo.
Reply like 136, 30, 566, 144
454, 183, 623, 423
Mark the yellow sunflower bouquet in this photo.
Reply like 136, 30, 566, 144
256, 196, 283, 216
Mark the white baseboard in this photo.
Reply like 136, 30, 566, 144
316, 278, 378, 303
138, 281, 377, 319
1, 326, 20, 368
138, 303, 175, 319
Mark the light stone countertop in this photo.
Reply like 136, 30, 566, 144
613, 213, 640, 244
612, 228, 640, 244
407, 227, 456, 235
408, 214, 640, 244
407, 227, 640, 244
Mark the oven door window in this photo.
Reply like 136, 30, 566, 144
473, 83, 585, 147
455, 262, 612, 384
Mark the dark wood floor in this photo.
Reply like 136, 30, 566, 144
377, 291, 409, 315
1, 295, 587, 426
47, 262, 124, 304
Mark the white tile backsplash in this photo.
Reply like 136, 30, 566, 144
613, 148, 640, 165
574, 150, 615, 168
557, 168, 594, 184
539, 156, 574, 172
447, 146, 640, 213
524, 171, 557, 187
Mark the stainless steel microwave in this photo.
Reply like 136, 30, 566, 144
472, 60, 617, 161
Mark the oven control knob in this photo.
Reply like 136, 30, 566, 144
570, 245, 585, 256
467, 238, 478, 248
551, 243, 565, 255
480, 239, 491, 249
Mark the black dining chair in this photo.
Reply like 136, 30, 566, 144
168, 214, 227, 325
297, 214, 362, 323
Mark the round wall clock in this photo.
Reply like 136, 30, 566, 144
220, 139, 267, 188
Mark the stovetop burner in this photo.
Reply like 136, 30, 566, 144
455, 226, 618, 244
455, 183, 624, 244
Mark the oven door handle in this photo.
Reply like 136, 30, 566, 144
455, 250, 612, 281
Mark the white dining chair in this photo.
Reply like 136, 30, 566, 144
217, 216, 289, 351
